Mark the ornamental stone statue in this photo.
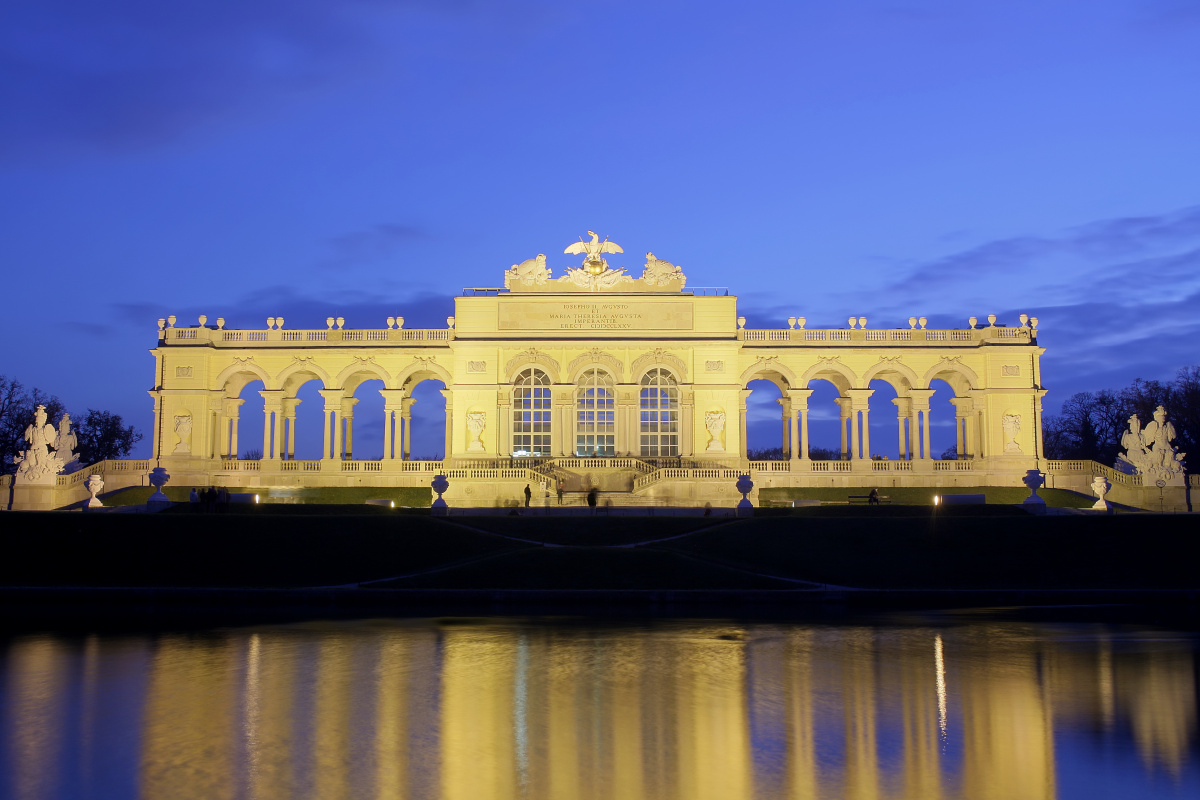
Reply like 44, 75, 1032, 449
642, 252, 686, 288
1117, 405, 1186, 483
504, 254, 552, 289
705, 411, 726, 452
14, 405, 71, 484
466, 411, 486, 452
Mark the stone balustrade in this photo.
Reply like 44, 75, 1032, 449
739, 326, 1034, 346
159, 326, 452, 347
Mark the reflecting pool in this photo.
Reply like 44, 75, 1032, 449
1, 614, 1197, 799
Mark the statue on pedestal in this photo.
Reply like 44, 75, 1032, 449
14, 405, 69, 484
1117, 405, 1186, 482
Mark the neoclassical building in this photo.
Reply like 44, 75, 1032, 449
137, 233, 1048, 506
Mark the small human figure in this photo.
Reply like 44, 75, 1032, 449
587, 487, 598, 512
557, 480, 565, 505
868, 488, 880, 505
523, 484, 532, 507
189, 487, 199, 513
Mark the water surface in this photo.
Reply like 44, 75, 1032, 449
1, 613, 1197, 799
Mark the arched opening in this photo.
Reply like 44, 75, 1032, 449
745, 378, 785, 459
234, 380, 265, 460
345, 378, 385, 460
929, 377, 958, 459
290, 379, 325, 460
802, 374, 852, 459
575, 369, 615, 457
407, 378, 448, 461
639, 368, 679, 457
866, 378, 903, 461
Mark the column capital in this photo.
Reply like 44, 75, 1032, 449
258, 388, 284, 410
908, 388, 935, 408
786, 388, 814, 403
318, 388, 345, 404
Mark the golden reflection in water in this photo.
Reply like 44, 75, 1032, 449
5, 620, 1195, 800
4, 636, 70, 800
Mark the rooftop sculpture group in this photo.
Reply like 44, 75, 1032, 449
504, 231, 686, 291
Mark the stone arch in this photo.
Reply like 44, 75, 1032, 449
862, 358, 921, 393
215, 360, 272, 395
921, 359, 980, 395
567, 348, 624, 383
505, 348, 561, 384
396, 357, 454, 390
631, 348, 687, 383
799, 359, 858, 394
335, 359, 391, 394
739, 357, 800, 393
276, 359, 333, 394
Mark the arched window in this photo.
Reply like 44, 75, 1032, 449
512, 368, 551, 456
639, 368, 679, 457
575, 369, 615, 457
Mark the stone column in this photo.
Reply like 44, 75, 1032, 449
318, 389, 344, 461
738, 389, 751, 459
497, 393, 511, 458
260, 390, 283, 459
402, 397, 416, 460
835, 397, 851, 459
796, 389, 813, 461
339, 398, 359, 459
379, 389, 406, 461
788, 389, 812, 462
845, 389, 874, 461
224, 398, 244, 459
892, 397, 912, 460
950, 397, 973, 457
440, 389, 453, 459
907, 389, 934, 459
680, 388, 694, 457
778, 397, 792, 457
209, 393, 225, 459
559, 396, 574, 457
614, 390, 632, 456
281, 398, 300, 459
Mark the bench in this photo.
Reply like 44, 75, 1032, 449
848, 495, 890, 504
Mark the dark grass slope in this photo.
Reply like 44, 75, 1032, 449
3, 510, 1197, 592
370, 547, 796, 590
0, 513, 527, 588
652, 514, 1200, 589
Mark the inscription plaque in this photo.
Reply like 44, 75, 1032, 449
499, 301, 693, 331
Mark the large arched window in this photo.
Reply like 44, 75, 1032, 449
512, 368, 552, 456
639, 368, 679, 457
575, 369, 615, 457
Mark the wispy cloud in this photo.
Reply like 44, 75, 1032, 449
317, 223, 431, 270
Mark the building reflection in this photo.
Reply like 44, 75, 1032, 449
0, 620, 1195, 799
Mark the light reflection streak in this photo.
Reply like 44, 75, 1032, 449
935, 633, 948, 749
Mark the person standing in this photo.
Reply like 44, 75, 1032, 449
523, 484, 532, 507
557, 480, 565, 505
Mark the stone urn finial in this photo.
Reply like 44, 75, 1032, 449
431, 473, 449, 515
148, 467, 172, 508
84, 474, 105, 509
736, 474, 754, 517
908, 316, 917, 329
787, 316, 796, 329
1090, 475, 1111, 511
1021, 469, 1046, 508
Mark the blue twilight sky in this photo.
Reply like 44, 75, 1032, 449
2, 0, 1199, 459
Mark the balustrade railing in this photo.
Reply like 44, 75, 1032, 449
740, 326, 1032, 346
1045, 459, 1142, 486
164, 326, 451, 347
55, 460, 151, 486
